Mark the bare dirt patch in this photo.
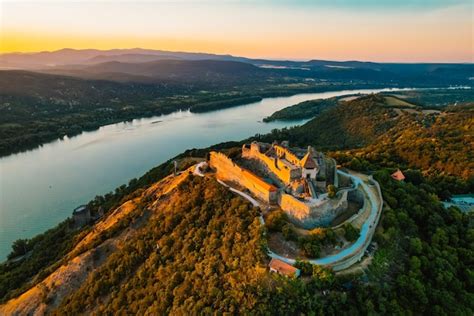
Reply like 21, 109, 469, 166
267, 232, 301, 258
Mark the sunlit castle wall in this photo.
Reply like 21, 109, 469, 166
274, 144, 300, 166
279, 191, 349, 229
242, 142, 301, 185
209, 151, 277, 203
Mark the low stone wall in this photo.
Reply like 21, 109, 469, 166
279, 193, 311, 222
337, 171, 353, 188
279, 190, 349, 229
315, 180, 327, 191
348, 188, 364, 205
209, 151, 242, 183
330, 175, 384, 271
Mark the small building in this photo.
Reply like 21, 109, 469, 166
300, 147, 319, 179
72, 205, 91, 227
391, 169, 405, 181
268, 258, 301, 278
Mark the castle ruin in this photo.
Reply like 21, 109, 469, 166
209, 141, 352, 228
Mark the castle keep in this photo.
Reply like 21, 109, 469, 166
209, 141, 351, 228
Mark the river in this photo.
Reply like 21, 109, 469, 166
0, 87, 409, 260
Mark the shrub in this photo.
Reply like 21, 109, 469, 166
327, 185, 337, 198
281, 224, 297, 241
265, 210, 288, 232
343, 223, 360, 242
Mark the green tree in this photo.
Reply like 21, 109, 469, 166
327, 185, 337, 199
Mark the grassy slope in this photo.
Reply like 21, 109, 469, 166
331, 103, 474, 181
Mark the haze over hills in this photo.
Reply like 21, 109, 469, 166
1, 48, 472, 85
0, 48, 249, 69
42, 59, 270, 83
0, 48, 472, 157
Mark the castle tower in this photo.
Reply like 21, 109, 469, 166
300, 146, 319, 179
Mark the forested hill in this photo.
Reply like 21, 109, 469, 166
43, 59, 270, 83
1, 159, 472, 314
261, 95, 473, 181
1, 93, 473, 313
261, 95, 400, 149
0, 68, 390, 157
338, 103, 473, 179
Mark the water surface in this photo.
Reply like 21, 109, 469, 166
0, 87, 408, 260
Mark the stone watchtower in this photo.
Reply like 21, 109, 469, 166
300, 146, 319, 179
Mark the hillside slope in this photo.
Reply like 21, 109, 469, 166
41, 59, 273, 84
260, 95, 473, 181
1, 95, 473, 314
341, 104, 474, 179
1, 156, 472, 314
0, 171, 266, 314
262, 95, 398, 149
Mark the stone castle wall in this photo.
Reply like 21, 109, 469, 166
348, 188, 364, 205
274, 145, 300, 165
279, 191, 349, 229
209, 152, 277, 203
210, 149, 349, 229
315, 180, 327, 191
242, 144, 300, 184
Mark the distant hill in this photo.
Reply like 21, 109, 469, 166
42, 59, 270, 83
0, 48, 249, 70
1, 48, 472, 86
85, 53, 183, 64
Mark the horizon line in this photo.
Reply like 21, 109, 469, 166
1, 47, 472, 64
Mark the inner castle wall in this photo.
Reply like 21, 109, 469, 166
242, 143, 301, 184
209, 151, 277, 203
274, 145, 300, 165
279, 191, 348, 228
210, 149, 350, 229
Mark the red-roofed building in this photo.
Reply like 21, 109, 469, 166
268, 258, 301, 278
391, 169, 405, 181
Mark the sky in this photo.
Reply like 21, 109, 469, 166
0, 0, 472, 62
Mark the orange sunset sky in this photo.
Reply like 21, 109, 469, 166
1, 0, 472, 62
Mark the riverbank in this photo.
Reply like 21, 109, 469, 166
0, 82, 396, 158
2, 88, 408, 260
